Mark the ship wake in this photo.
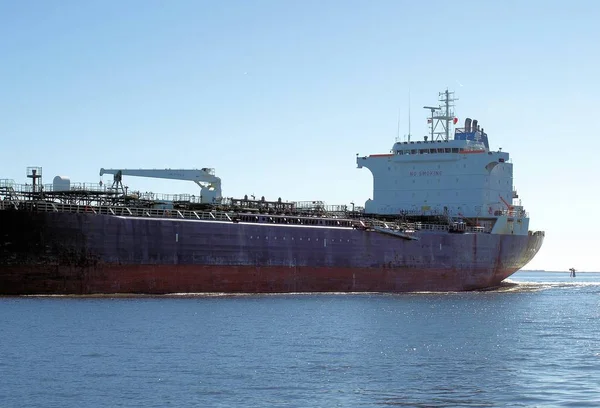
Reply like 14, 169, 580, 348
497, 279, 600, 293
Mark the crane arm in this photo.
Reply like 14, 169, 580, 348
99, 168, 222, 204
99, 168, 221, 185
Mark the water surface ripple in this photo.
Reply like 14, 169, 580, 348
1, 271, 599, 407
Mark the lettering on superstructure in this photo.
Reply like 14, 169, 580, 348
409, 170, 443, 177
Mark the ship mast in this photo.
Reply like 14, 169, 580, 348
423, 89, 457, 141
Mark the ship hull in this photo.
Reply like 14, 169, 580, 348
0, 211, 544, 295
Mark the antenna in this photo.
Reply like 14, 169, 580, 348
408, 89, 411, 142
396, 108, 401, 141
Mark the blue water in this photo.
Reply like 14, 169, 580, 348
1, 271, 599, 407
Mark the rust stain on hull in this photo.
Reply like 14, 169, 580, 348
0, 264, 526, 295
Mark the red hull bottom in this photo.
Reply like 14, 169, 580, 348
0, 264, 517, 295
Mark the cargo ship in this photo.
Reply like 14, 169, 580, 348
0, 90, 544, 295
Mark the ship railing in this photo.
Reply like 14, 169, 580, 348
0, 188, 15, 200
362, 218, 448, 232
295, 200, 326, 208
11, 201, 236, 222
0, 199, 19, 210
293, 201, 348, 212
1, 200, 494, 233
362, 217, 491, 234
40, 182, 108, 193
68, 183, 112, 192
3, 183, 207, 204
6, 182, 113, 194
130, 192, 204, 203
0, 179, 16, 188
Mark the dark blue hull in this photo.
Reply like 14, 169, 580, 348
0, 211, 544, 294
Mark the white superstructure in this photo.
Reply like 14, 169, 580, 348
357, 90, 529, 235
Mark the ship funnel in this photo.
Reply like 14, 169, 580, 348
465, 118, 472, 132
472, 119, 478, 132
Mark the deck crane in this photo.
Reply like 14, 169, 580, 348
99, 168, 222, 204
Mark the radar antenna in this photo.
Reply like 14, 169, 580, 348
423, 89, 457, 141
